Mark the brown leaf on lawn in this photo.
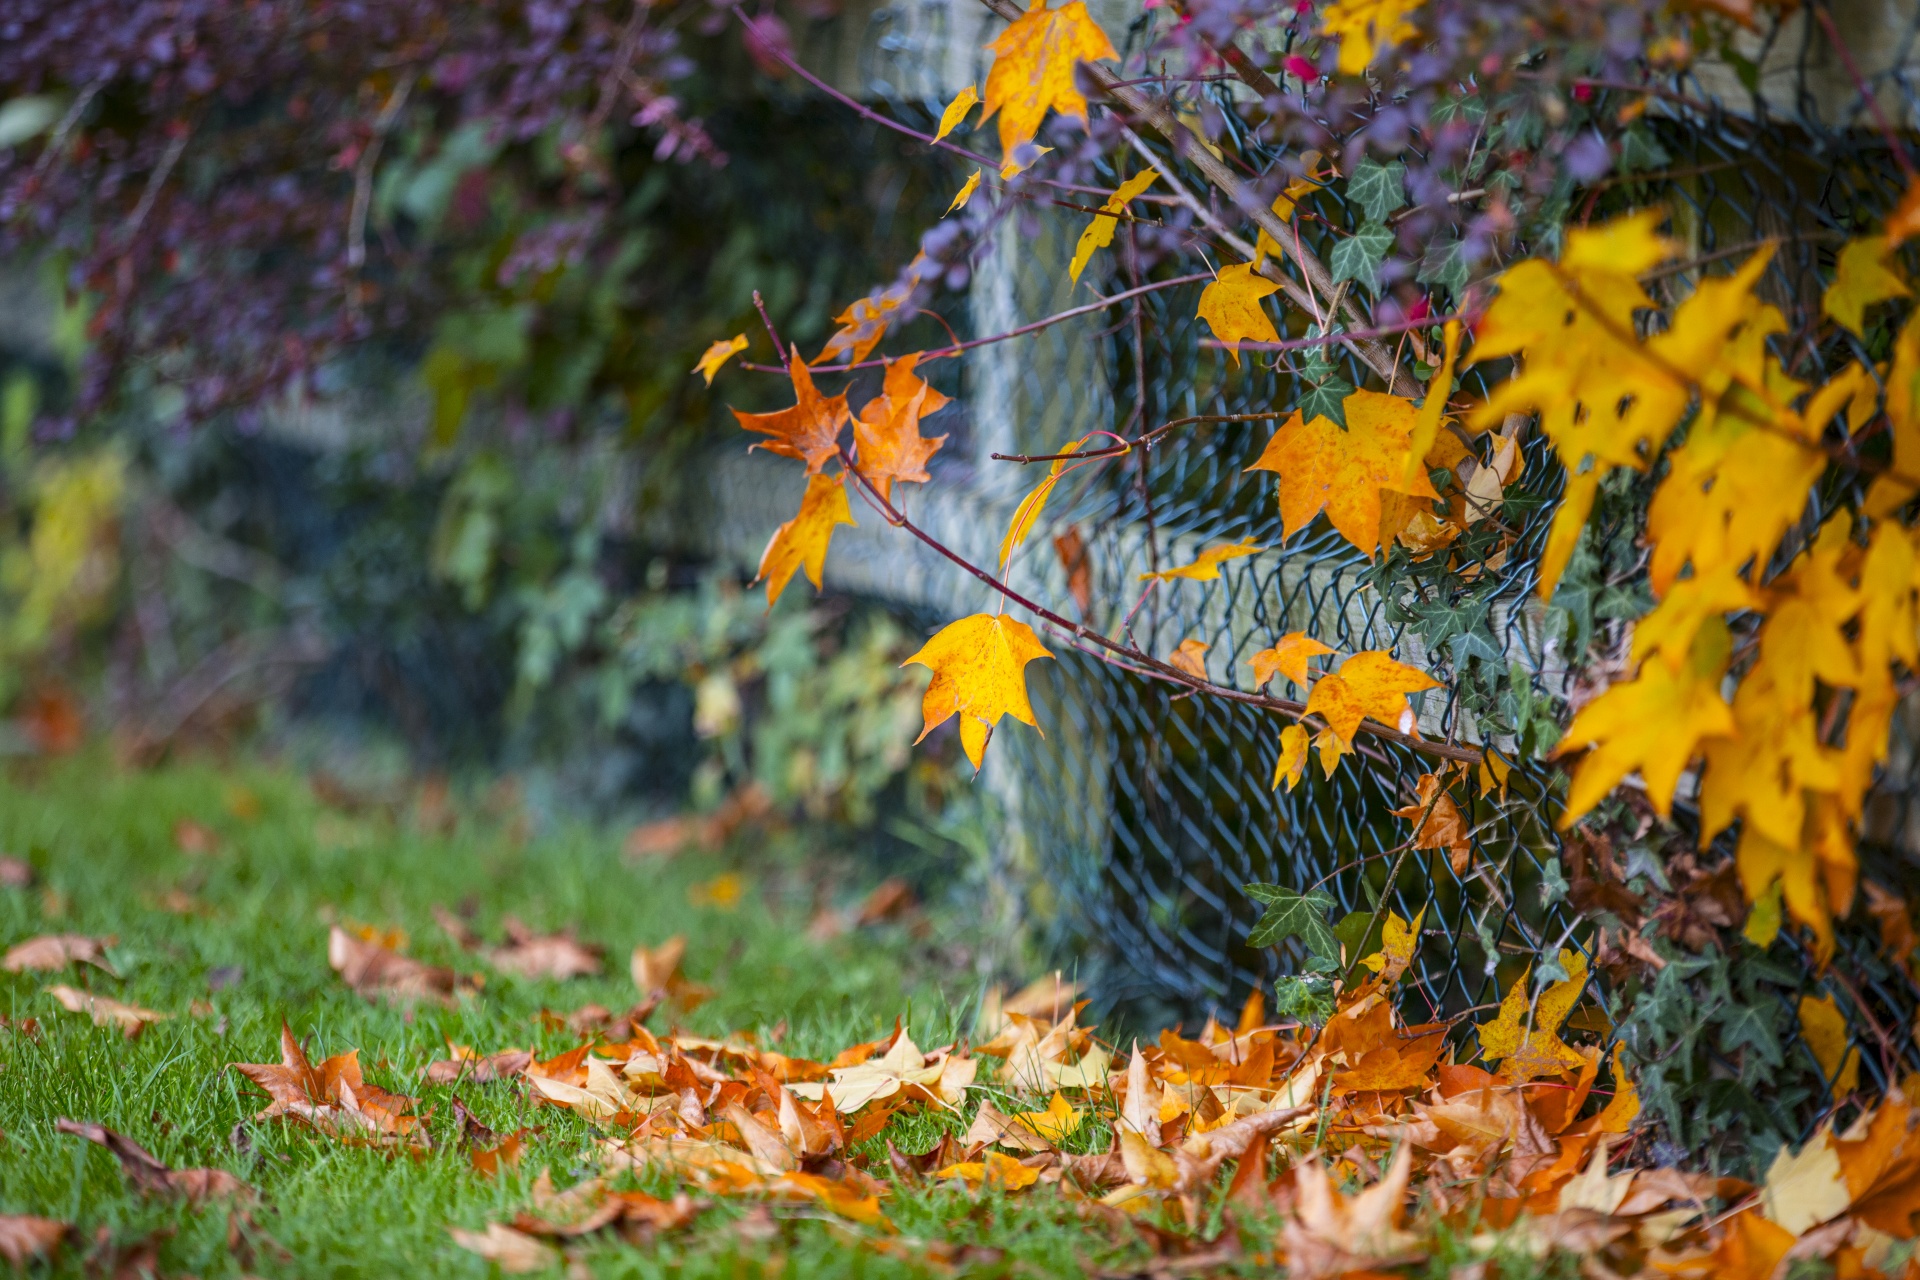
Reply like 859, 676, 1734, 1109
434, 908, 603, 981
2, 1014, 41, 1039
55, 1119, 252, 1205
471, 1131, 529, 1178
327, 925, 475, 1005
0, 854, 35, 888
173, 819, 220, 856
1282, 1143, 1424, 1280
0, 1215, 69, 1267
423, 1044, 534, 1085
45, 985, 168, 1038
2, 933, 117, 975
229, 1022, 425, 1145
631, 935, 710, 1012
513, 1170, 702, 1242
449, 1223, 558, 1273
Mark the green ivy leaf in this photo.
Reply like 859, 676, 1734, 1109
1416, 238, 1471, 295
1619, 126, 1672, 174
1296, 378, 1352, 427
1244, 883, 1339, 959
1348, 158, 1407, 224
1329, 222, 1395, 293
1717, 1000, 1783, 1069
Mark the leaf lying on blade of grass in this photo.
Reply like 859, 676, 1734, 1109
45, 985, 167, 1038
2, 933, 117, 975
786, 1027, 975, 1111
55, 1120, 252, 1205
327, 925, 476, 1005
423, 1044, 533, 1085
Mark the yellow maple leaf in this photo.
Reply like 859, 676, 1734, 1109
754, 473, 857, 607
1357, 907, 1424, 984
1068, 169, 1158, 283
1197, 262, 1280, 365
945, 170, 983, 217
1167, 638, 1209, 681
1303, 650, 1439, 749
1823, 235, 1909, 337
1552, 617, 1736, 824
1593, 1043, 1640, 1134
1797, 993, 1861, 1102
1476, 949, 1590, 1081
853, 353, 949, 501
1321, 0, 1422, 76
1272, 722, 1311, 791
937, 1149, 1040, 1191
934, 84, 980, 143
732, 354, 852, 474
903, 613, 1055, 769
1014, 1092, 1083, 1143
691, 334, 748, 386
1000, 437, 1089, 569
1255, 155, 1326, 263
980, 0, 1119, 156
1142, 537, 1264, 582
1250, 632, 1334, 690
1244, 390, 1440, 556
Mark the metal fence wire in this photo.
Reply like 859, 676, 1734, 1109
834, 0, 1920, 1133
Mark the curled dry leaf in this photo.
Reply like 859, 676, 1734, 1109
2, 933, 116, 975
230, 1022, 424, 1146
45, 985, 167, 1038
630, 935, 710, 1012
327, 925, 475, 1005
1392, 774, 1473, 874
55, 1120, 252, 1205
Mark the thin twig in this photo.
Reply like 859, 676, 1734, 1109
753, 290, 787, 363
348, 71, 417, 272
120, 125, 191, 250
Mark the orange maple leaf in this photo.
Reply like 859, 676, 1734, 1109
1167, 638, 1210, 680
903, 613, 1054, 768
980, 0, 1119, 156
1245, 391, 1440, 556
1303, 650, 1440, 745
1197, 263, 1280, 364
732, 354, 851, 474
853, 353, 950, 501
1392, 773, 1473, 873
1250, 632, 1334, 690
755, 473, 857, 606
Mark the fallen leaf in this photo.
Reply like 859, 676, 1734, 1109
1167, 638, 1210, 681
55, 1120, 251, 1205
937, 1150, 1040, 1191
631, 935, 710, 1011
173, 820, 219, 856
1796, 994, 1861, 1102
1015, 1092, 1084, 1144
327, 926, 472, 1005
1476, 950, 1591, 1080
754, 472, 857, 607
230, 1023, 424, 1144
424, 1045, 534, 1086
2, 934, 116, 975
1143, 537, 1264, 583
0, 855, 33, 888
1282, 1144, 1422, 1279
0, 1216, 68, 1267
1198, 262, 1280, 364
45, 985, 167, 1039
903, 613, 1054, 769
732, 354, 851, 475
979, 0, 1118, 154
450, 1223, 559, 1274
691, 335, 747, 386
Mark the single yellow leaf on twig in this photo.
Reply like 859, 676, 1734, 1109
1167, 638, 1209, 681
903, 613, 1055, 769
1303, 650, 1440, 744
1197, 263, 1280, 365
1823, 235, 1909, 337
980, 0, 1118, 155
1272, 723, 1311, 791
1250, 632, 1334, 690
945, 170, 982, 216
1142, 536, 1264, 582
691, 334, 748, 386
999, 145, 1052, 179
1068, 169, 1158, 283
755, 473, 857, 607
1000, 437, 1089, 569
934, 84, 979, 143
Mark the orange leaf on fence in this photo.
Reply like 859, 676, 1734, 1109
1303, 650, 1439, 748
903, 614, 1054, 769
1392, 774, 1472, 873
755, 473, 856, 607
853, 354, 949, 501
1167, 639, 1209, 681
732, 354, 851, 475
1245, 391, 1439, 556
980, 0, 1118, 155
1251, 632, 1334, 691
1197, 263, 1279, 365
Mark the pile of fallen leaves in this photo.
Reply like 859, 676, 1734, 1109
11, 906, 1920, 1278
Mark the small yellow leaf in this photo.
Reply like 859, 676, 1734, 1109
1477, 747, 1511, 799
1197, 263, 1280, 365
1272, 723, 1310, 791
691, 334, 748, 386
1167, 638, 1209, 681
1013, 1092, 1082, 1143
1304, 650, 1439, 743
1823, 235, 1909, 337
1475, 950, 1590, 1080
1594, 1043, 1640, 1134
903, 614, 1055, 769
754, 473, 857, 607
1142, 537, 1264, 582
1068, 169, 1159, 283
1250, 632, 1334, 690
934, 84, 980, 143
1797, 994, 1861, 1102
999, 438, 1089, 569
937, 1149, 1040, 1191
945, 170, 983, 217
1742, 876, 1784, 948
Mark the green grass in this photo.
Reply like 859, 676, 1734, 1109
0, 755, 1162, 1278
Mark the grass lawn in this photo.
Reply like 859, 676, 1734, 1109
0, 756, 1168, 1278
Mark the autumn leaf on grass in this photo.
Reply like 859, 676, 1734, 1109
1551, 618, 1735, 824
691, 335, 747, 386
1068, 169, 1158, 282
937, 1150, 1040, 1192
1142, 537, 1264, 583
328, 925, 474, 1005
1392, 774, 1472, 873
853, 353, 949, 500
755, 473, 856, 607
1245, 391, 1440, 555
3, 933, 116, 975
631, 934, 711, 1012
1198, 263, 1280, 364
980, 0, 1118, 155
1167, 639, 1210, 681
903, 614, 1053, 769
1282, 1144, 1422, 1279
1823, 235, 1909, 336
1251, 632, 1334, 691
1320, 0, 1421, 76
732, 354, 851, 474
945, 171, 982, 216
934, 84, 979, 142
1243, 884, 1338, 960
55, 1120, 252, 1205
1797, 993, 1861, 1102
0, 1216, 68, 1267
434, 907, 603, 981
424, 1044, 533, 1085
451, 1224, 558, 1274
46, 985, 167, 1038
1016, 1092, 1084, 1143
1000, 437, 1090, 569
1476, 950, 1591, 1081
1304, 650, 1440, 747
231, 1022, 424, 1143
787, 1027, 975, 1111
